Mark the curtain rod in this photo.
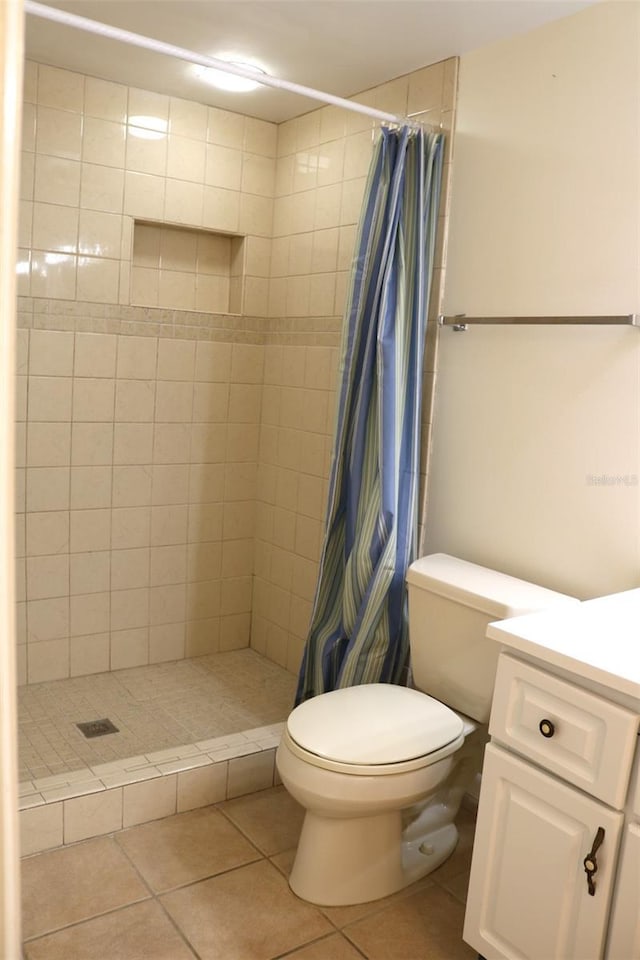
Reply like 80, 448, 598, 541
438, 314, 640, 332
24, 0, 423, 130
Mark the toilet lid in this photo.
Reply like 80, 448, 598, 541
287, 684, 464, 765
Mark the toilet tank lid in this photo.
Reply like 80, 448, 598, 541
287, 684, 464, 765
406, 553, 578, 619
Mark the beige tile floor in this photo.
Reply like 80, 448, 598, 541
22, 785, 477, 960
19, 650, 297, 782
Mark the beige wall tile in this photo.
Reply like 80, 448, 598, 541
70, 466, 112, 510
202, 185, 240, 233
112, 464, 151, 507
123, 775, 177, 828
167, 135, 206, 182
186, 617, 220, 656
124, 171, 165, 220
207, 107, 244, 149
34, 155, 81, 207
28, 376, 73, 422
38, 64, 83, 112
72, 379, 116, 422
111, 587, 150, 631
26, 510, 69, 558
110, 627, 149, 669
150, 503, 188, 546
30, 251, 77, 300
115, 379, 156, 422
71, 422, 113, 467
194, 341, 232, 382
244, 117, 277, 157
125, 127, 167, 176
150, 544, 187, 586
177, 762, 227, 812
70, 591, 110, 637
27, 422, 71, 468
76, 256, 120, 303
32, 202, 78, 254
20, 803, 63, 856
25, 552, 67, 602
151, 464, 189, 505
149, 621, 185, 663
26, 467, 69, 512
27, 635, 69, 681
74, 333, 118, 378
80, 163, 125, 214
113, 422, 154, 465
29, 330, 74, 377
205, 143, 242, 191
70, 551, 110, 596
117, 336, 158, 380
111, 506, 151, 550
227, 750, 275, 799
164, 179, 204, 226
170, 97, 208, 140
187, 541, 222, 582
111, 547, 150, 591
150, 582, 186, 626
70, 632, 111, 676
85, 76, 128, 123
36, 105, 82, 160
83, 117, 126, 168
64, 789, 123, 843
70, 508, 111, 553
78, 210, 122, 258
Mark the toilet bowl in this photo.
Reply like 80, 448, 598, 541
276, 683, 475, 906
278, 554, 579, 907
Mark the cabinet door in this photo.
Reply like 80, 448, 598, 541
606, 823, 640, 960
463, 743, 623, 960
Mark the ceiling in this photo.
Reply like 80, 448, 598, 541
25, 1, 595, 123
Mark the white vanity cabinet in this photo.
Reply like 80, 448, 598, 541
462, 590, 640, 960
606, 761, 640, 960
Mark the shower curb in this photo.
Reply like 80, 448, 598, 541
19, 724, 284, 856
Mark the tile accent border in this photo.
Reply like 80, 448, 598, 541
19, 723, 283, 856
17, 296, 265, 343
17, 297, 346, 346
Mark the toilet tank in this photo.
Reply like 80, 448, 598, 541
406, 554, 578, 723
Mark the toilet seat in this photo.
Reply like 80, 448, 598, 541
285, 683, 465, 777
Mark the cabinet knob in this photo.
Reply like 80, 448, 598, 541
538, 718, 555, 738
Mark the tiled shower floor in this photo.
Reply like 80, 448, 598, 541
18, 650, 297, 783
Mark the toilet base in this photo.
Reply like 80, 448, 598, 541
288, 808, 459, 906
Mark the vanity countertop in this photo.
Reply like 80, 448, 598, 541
486, 588, 640, 703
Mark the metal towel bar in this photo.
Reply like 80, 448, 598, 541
438, 314, 639, 332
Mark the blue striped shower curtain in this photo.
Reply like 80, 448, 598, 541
295, 125, 444, 704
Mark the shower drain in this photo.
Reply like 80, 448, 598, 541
76, 718, 120, 739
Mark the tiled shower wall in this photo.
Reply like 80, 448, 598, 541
15, 312, 263, 685
16, 59, 276, 685
252, 61, 457, 674
19, 60, 275, 312
16, 56, 457, 685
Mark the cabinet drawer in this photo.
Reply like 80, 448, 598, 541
490, 654, 639, 808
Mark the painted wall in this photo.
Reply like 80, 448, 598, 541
425, 1, 640, 598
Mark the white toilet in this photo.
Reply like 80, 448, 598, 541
276, 553, 578, 906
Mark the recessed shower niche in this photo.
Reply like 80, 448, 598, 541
130, 220, 245, 314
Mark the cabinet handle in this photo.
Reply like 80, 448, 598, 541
583, 826, 605, 896
538, 718, 555, 738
